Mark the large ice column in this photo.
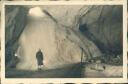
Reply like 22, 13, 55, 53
17, 7, 58, 70
16, 6, 101, 70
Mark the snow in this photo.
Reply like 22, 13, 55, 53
83, 63, 122, 77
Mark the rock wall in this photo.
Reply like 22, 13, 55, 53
5, 6, 28, 65
79, 5, 123, 55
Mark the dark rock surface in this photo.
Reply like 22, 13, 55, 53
79, 6, 122, 55
5, 6, 28, 66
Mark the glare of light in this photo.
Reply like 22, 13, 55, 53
28, 6, 46, 18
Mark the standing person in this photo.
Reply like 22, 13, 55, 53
36, 49, 44, 70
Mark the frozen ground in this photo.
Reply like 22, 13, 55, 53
6, 63, 82, 78
6, 63, 122, 78
83, 63, 122, 78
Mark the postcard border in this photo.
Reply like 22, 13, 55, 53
1, 1, 127, 83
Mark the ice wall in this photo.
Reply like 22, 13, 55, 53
16, 6, 101, 70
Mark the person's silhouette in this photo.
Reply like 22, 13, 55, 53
36, 49, 44, 70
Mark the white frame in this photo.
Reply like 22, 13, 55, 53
1, 0, 127, 83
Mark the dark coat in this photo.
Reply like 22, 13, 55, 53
36, 51, 43, 65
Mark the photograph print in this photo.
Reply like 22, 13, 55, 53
4, 5, 123, 78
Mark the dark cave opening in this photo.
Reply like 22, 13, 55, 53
79, 23, 123, 65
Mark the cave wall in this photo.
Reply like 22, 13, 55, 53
79, 5, 123, 55
5, 6, 28, 65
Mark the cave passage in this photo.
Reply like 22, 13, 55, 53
5, 5, 123, 78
